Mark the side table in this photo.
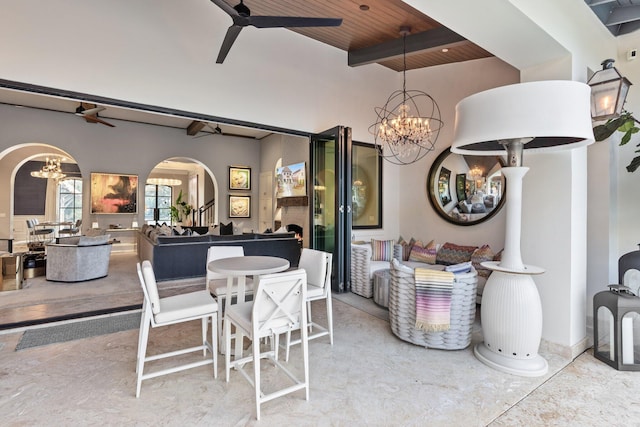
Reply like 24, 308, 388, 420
373, 268, 391, 308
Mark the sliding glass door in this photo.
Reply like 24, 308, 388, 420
311, 126, 352, 293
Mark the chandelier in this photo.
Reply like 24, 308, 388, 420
468, 166, 483, 181
30, 157, 66, 180
370, 26, 443, 165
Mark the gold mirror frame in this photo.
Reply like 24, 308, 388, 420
427, 147, 506, 226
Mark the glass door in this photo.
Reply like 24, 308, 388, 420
311, 126, 352, 293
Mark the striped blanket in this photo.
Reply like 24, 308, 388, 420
414, 268, 455, 332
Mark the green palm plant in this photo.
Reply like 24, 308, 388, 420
170, 190, 193, 223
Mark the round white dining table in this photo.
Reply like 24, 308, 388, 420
207, 255, 290, 355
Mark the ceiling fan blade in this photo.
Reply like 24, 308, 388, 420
216, 25, 243, 63
249, 16, 342, 28
83, 115, 116, 128
210, 0, 239, 17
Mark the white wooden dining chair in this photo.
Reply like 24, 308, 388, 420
206, 245, 253, 348
285, 248, 333, 361
135, 260, 218, 398
224, 268, 309, 420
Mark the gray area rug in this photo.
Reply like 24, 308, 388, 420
16, 311, 140, 351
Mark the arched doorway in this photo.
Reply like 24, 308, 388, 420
144, 157, 217, 227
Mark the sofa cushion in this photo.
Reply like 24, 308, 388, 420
371, 239, 394, 261
409, 240, 437, 264
397, 236, 415, 261
471, 245, 495, 279
78, 234, 111, 246
436, 242, 478, 266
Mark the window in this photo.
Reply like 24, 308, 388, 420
145, 184, 172, 225
58, 178, 82, 223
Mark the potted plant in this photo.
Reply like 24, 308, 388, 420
170, 190, 194, 225
594, 110, 640, 172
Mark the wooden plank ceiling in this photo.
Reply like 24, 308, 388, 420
217, 0, 493, 71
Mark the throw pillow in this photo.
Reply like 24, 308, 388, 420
398, 236, 416, 261
220, 222, 233, 236
233, 221, 244, 235
371, 239, 394, 262
436, 242, 478, 266
471, 244, 495, 278
408, 239, 438, 264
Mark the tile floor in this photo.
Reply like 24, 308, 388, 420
0, 253, 639, 426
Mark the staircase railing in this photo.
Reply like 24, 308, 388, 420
196, 199, 215, 227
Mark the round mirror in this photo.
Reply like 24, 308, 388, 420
427, 147, 506, 226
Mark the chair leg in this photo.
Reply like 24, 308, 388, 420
201, 317, 208, 357
285, 330, 292, 362
307, 301, 313, 333
225, 318, 232, 382
253, 337, 262, 421
210, 314, 218, 379
136, 317, 151, 398
326, 295, 334, 346
136, 306, 147, 373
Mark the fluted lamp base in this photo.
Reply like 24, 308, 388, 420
474, 269, 548, 377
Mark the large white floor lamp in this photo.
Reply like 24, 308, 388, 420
451, 81, 594, 376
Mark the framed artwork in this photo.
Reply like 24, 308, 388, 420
229, 166, 251, 190
275, 161, 306, 198
90, 172, 138, 214
229, 195, 251, 218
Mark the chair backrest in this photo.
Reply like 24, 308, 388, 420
298, 248, 329, 289
252, 269, 307, 339
75, 219, 82, 228
206, 245, 244, 281
26, 219, 34, 230
137, 260, 161, 314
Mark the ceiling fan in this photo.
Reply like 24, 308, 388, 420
75, 103, 115, 127
211, 0, 343, 64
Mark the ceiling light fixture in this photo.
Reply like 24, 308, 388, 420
588, 59, 632, 121
147, 178, 182, 186
30, 157, 66, 180
468, 166, 483, 181
370, 26, 443, 165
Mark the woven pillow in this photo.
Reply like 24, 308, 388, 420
436, 242, 478, 266
220, 222, 233, 236
408, 239, 437, 264
397, 236, 416, 261
371, 239, 394, 261
471, 244, 495, 278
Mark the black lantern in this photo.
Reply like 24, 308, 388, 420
593, 285, 640, 371
588, 59, 632, 121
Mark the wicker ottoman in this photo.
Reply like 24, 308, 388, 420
389, 259, 477, 350
373, 268, 391, 308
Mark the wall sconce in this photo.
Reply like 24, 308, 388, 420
588, 59, 632, 121
91, 222, 99, 229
